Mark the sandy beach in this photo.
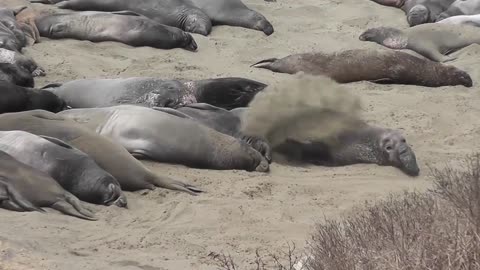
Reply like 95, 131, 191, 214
1, 0, 480, 269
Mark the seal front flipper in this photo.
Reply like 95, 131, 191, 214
111, 11, 143, 17
39, 135, 74, 149
0, 179, 44, 212
51, 193, 97, 221
41, 82, 63, 89
183, 103, 225, 111
152, 107, 194, 120
147, 172, 203, 196
251, 58, 278, 68
26, 110, 66, 121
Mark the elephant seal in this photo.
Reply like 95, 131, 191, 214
0, 6, 28, 51
43, 77, 267, 110
370, 0, 455, 26
0, 110, 202, 194
57, 105, 270, 172
0, 149, 96, 220
0, 130, 127, 207
30, 0, 213, 36
251, 49, 472, 87
274, 123, 420, 177
437, 14, 480, 26
436, 0, 480, 21
0, 48, 45, 87
0, 80, 68, 113
15, 6, 42, 46
34, 10, 198, 51
189, 0, 274, 35
359, 24, 480, 62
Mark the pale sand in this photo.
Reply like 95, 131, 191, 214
1, 0, 480, 269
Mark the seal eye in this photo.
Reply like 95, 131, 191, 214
386, 146, 393, 151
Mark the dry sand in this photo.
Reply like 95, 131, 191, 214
1, 0, 480, 269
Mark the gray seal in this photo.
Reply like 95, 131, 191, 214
0, 149, 97, 220
0, 48, 45, 87
34, 10, 198, 51
436, 0, 480, 21
0, 130, 127, 207
0, 80, 67, 113
0, 110, 202, 194
57, 105, 270, 172
251, 49, 472, 87
359, 24, 480, 62
0, 6, 28, 51
30, 0, 213, 36
189, 0, 274, 35
370, 0, 455, 26
43, 77, 267, 110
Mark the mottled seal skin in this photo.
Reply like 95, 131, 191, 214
0, 149, 97, 220
58, 105, 270, 172
43, 77, 266, 110
0, 110, 202, 194
166, 103, 272, 162
437, 14, 480, 26
0, 130, 127, 207
252, 49, 472, 87
0, 48, 45, 87
30, 0, 213, 36
34, 11, 198, 51
274, 124, 420, 177
189, 0, 274, 35
359, 24, 480, 62
0, 80, 67, 113
0, 7, 27, 51
370, 0, 455, 26
436, 0, 480, 21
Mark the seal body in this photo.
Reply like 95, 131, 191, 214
0, 130, 127, 207
57, 105, 270, 172
0, 48, 44, 87
0, 110, 201, 194
252, 49, 472, 87
0, 80, 67, 113
44, 77, 266, 110
34, 11, 198, 51
359, 24, 480, 62
436, 0, 480, 21
32, 0, 213, 36
437, 14, 480, 26
189, 0, 274, 35
0, 149, 97, 220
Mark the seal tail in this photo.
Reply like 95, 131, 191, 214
250, 58, 278, 68
147, 172, 203, 196
51, 193, 97, 221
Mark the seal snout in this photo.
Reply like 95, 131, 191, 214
254, 20, 274, 36
105, 183, 128, 208
399, 147, 420, 177
183, 34, 198, 52
255, 157, 270, 172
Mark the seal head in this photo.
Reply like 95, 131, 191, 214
407, 5, 430, 26
359, 27, 408, 49
378, 130, 419, 176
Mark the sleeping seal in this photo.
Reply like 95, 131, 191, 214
34, 10, 198, 51
436, 0, 480, 21
43, 77, 266, 110
0, 130, 127, 207
0, 149, 96, 220
57, 105, 270, 172
0, 110, 202, 194
30, 0, 213, 36
251, 49, 472, 87
359, 24, 480, 62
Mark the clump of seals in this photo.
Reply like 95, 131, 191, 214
189, 0, 274, 35
0, 80, 68, 113
58, 105, 270, 172
30, 0, 213, 36
436, 0, 480, 21
0, 149, 97, 220
43, 77, 267, 110
0, 48, 45, 87
0, 130, 127, 207
34, 10, 198, 51
370, 0, 455, 26
359, 24, 480, 62
251, 49, 472, 87
0, 110, 202, 194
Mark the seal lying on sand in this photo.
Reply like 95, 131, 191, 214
0, 130, 127, 207
15, 6, 42, 46
0, 110, 202, 194
58, 105, 270, 172
0, 150, 96, 220
30, 0, 213, 36
43, 77, 266, 110
359, 24, 480, 62
437, 14, 480, 26
0, 48, 45, 87
370, 0, 455, 26
0, 7, 27, 51
189, 0, 274, 35
436, 0, 480, 21
251, 49, 472, 87
0, 80, 67, 113
34, 10, 198, 51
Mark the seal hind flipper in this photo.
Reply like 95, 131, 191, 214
39, 135, 74, 149
147, 173, 203, 195
0, 179, 44, 212
52, 195, 97, 221
250, 58, 279, 68
151, 107, 194, 120
183, 103, 225, 111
